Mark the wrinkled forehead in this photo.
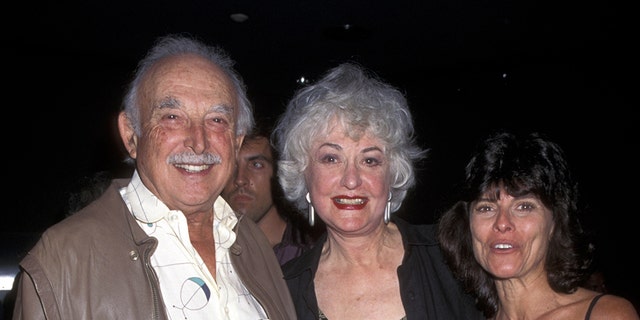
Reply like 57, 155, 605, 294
141, 54, 236, 105
147, 54, 229, 81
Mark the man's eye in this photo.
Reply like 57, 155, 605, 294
204, 116, 231, 132
210, 117, 226, 124
251, 161, 265, 169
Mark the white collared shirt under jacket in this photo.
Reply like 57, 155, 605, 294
121, 170, 267, 320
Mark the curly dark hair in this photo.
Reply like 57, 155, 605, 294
437, 131, 593, 318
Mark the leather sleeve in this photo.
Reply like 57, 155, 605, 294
12, 266, 57, 320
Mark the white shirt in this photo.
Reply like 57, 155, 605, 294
120, 171, 268, 319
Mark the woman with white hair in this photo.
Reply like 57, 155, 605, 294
273, 62, 483, 320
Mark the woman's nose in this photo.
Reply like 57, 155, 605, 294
493, 211, 514, 232
340, 162, 362, 189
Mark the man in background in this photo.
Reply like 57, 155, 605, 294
222, 124, 323, 265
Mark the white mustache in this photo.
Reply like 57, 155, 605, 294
167, 152, 222, 165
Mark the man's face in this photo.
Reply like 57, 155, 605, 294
119, 54, 244, 214
221, 136, 275, 222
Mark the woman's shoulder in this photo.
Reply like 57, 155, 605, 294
588, 293, 640, 320
540, 290, 638, 320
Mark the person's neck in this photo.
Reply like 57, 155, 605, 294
493, 272, 561, 320
322, 222, 403, 267
257, 206, 287, 247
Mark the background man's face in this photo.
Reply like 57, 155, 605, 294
222, 136, 275, 222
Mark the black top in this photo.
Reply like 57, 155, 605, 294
282, 215, 485, 320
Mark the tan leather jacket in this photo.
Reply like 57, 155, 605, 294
12, 179, 296, 320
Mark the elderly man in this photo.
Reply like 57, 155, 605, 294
12, 34, 296, 320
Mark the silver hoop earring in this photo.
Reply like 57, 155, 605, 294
384, 192, 392, 224
306, 192, 315, 226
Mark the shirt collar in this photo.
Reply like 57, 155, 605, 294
122, 170, 239, 234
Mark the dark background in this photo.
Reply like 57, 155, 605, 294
6, 0, 637, 311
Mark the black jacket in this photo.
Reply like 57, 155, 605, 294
282, 215, 484, 320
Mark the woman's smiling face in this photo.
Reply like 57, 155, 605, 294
469, 186, 554, 281
305, 120, 391, 235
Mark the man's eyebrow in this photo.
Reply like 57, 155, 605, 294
248, 154, 271, 162
156, 96, 181, 109
208, 104, 233, 116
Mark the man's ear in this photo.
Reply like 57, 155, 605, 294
118, 111, 138, 160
